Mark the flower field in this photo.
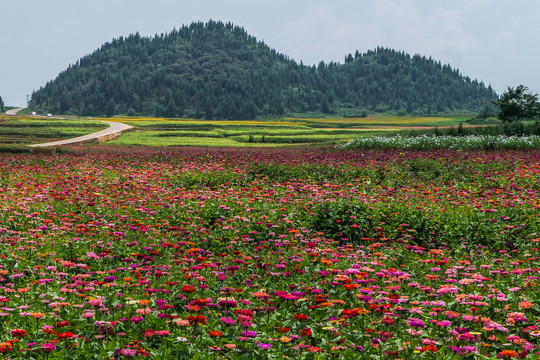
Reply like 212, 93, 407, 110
0, 146, 539, 359
340, 135, 540, 151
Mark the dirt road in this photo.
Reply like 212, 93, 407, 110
29, 120, 132, 147
5, 107, 23, 115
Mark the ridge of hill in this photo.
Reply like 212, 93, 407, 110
30, 20, 497, 119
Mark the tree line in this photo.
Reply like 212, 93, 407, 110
30, 21, 497, 119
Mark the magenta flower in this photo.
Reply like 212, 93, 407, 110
41, 343, 56, 352
406, 318, 426, 329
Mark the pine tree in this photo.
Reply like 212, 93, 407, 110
106, 99, 116, 117
28, 22, 498, 117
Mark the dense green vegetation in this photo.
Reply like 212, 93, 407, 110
30, 21, 497, 119
0, 95, 4, 112
493, 85, 540, 122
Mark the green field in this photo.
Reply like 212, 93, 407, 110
0, 114, 473, 148
103, 115, 469, 146
0, 117, 108, 145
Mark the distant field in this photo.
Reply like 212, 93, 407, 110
104, 115, 468, 146
0, 117, 108, 145
0, 115, 472, 148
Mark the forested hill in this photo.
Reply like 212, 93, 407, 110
30, 20, 497, 119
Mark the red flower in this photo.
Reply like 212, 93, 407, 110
57, 331, 74, 339
301, 327, 312, 337
294, 314, 309, 321
56, 320, 70, 328
420, 345, 438, 353
208, 331, 223, 337
181, 284, 196, 293
142, 329, 155, 337
277, 327, 290, 333
234, 309, 253, 316
186, 315, 207, 325
10, 329, 27, 338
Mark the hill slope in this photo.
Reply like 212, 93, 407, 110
30, 20, 497, 119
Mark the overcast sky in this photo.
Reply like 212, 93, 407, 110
1, 0, 539, 106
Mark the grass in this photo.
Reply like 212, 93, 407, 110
0, 114, 473, 147
103, 115, 466, 147
0, 117, 108, 145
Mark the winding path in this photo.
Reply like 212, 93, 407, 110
29, 120, 132, 148
6, 107, 23, 115
4, 107, 132, 147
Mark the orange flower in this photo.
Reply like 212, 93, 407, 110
279, 336, 292, 343
498, 350, 518, 358
518, 301, 534, 309
0, 341, 13, 353
208, 331, 222, 337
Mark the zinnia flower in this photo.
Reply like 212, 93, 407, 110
406, 318, 426, 329
10, 329, 27, 338
240, 330, 257, 338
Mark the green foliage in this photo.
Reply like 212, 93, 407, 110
466, 106, 497, 124
0, 95, 4, 112
493, 85, 540, 122
30, 21, 497, 119
0, 144, 32, 153
311, 200, 371, 242
0, 117, 108, 145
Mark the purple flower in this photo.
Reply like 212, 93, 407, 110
240, 330, 257, 338
406, 318, 426, 329
258, 343, 272, 349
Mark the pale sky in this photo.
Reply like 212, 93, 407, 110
1, 0, 539, 106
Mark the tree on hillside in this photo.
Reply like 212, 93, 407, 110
0, 96, 4, 112
493, 85, 540, 122
27, 22, 498, 118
